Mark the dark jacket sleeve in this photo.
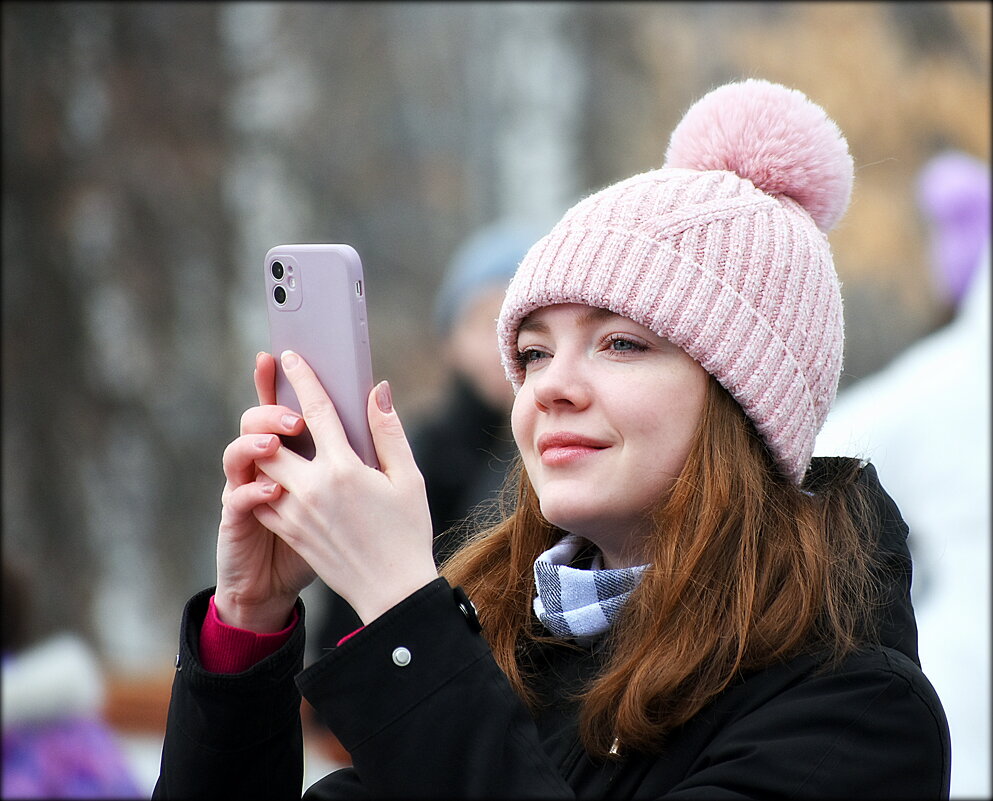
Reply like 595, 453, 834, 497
299, 578, 575, 800
152, 588, 308, 800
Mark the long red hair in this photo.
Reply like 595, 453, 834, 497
441, 375, 879, 758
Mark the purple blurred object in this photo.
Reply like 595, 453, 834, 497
2, 635, 142, 799
2, 717, 142, 799
916, 151, 991, 307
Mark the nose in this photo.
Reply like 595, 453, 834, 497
530, 350, 592, 413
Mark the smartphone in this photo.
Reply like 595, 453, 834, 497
264, 244, 378, 467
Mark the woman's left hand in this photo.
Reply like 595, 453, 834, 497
253, 350, 439, 625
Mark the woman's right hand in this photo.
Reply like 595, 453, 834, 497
214, 352, 316, 633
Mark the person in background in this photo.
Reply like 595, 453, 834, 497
413, 219, 547, 562
814, 150, 990, 800
918, 151, 991, 318
155, 79, 949, 799
2, 561, 142, 799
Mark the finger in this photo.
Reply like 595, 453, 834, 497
222, 433, 281, 488
279, 350, 351, 456
249, 476, 295, 546
239, 404, 305, 437
251, 442, 306, 498
224, 473, 283, 517
251, 491, 286, 537
365, 381, 422, 486
254, 351, 277, 406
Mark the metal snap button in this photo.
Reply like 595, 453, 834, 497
453, 586, 482, 633
392, 646, 412, 667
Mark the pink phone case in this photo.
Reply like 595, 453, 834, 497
264, 244, 378, 467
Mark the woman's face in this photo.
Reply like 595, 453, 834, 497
511, 304, 708, 568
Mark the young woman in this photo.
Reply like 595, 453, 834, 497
155, 80, 950, 799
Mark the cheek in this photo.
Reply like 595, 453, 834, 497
510, 393, 534, 455
632, 381, 706, 468
626, 415, 697, 501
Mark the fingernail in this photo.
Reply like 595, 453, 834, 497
375, 381, 393, 413
281, 350, 299, 369
281, 414, 301, 431
258, 475, 277, 493
254, 435, 276, 450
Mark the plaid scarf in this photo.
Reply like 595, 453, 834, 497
532, 534, 649, 642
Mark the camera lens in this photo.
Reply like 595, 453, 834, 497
273, 285, 287, 305
271, 261, 284, 280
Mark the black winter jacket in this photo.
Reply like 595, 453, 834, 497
153, 462, 950, 799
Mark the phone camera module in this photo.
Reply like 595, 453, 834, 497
273, 285, 287, 306
271, 261, 285, 281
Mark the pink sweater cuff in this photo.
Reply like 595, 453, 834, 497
337, 626, 365, 646
200, 595, 298, 674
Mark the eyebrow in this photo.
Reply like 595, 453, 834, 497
518, 306, 617, 335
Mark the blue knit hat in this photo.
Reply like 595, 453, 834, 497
434, 219, 544, 336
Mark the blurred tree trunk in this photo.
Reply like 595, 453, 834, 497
3, 3, 237, 671
3, 4, 98, 647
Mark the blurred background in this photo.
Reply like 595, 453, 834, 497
2, 2, 989, 797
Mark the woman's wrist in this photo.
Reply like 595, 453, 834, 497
348, 567, 441, 625
201, 595, 298, 674
213, 589, 297, 634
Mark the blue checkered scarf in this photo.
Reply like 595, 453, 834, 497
533, 534, 649, 642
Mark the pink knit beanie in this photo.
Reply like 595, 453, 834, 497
497, 79, 854, 485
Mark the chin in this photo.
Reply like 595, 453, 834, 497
538, 501, 602, 539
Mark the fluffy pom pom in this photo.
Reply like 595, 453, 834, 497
664, 79, 853, 232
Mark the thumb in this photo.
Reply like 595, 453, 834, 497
367, 381, 421, 484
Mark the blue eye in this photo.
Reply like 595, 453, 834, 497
607, 336, 647, 353
515, 348, 547, 368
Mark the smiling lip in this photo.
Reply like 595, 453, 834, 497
537, 433, 610, 466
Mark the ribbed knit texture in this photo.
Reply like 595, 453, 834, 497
199, 595, 297, 674
498, 80, 852, 484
